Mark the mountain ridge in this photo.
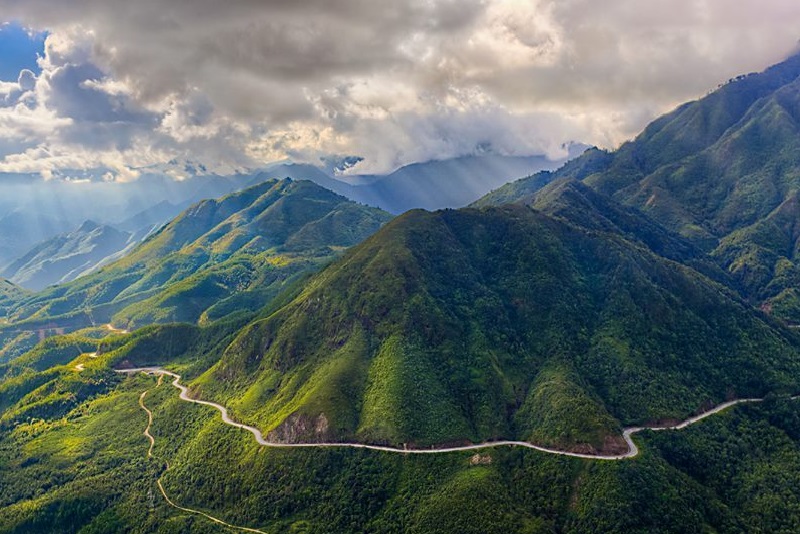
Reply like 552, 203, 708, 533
475, 51, 800, 322
0, 179, 391, 333
187, 197, 800, 453
1, 221, 134, 291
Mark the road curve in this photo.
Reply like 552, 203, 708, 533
118, 367, 790, 461
139, 390, 156, 458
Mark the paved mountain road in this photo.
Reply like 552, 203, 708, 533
123, 366, 797, 532
119, 367, 788, 461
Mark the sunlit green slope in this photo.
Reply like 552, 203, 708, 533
1, 179, 391, 332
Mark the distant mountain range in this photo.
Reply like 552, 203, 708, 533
0, 150, 578, 285
0, 179, 390, 335
240, 150, 584, 215
1, 221, 136, 291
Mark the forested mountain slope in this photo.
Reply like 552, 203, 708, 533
3, 192, 800, 532
193, 197, 800, 453
477, 52, 800, 322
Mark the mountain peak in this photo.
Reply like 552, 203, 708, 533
77, 220, 101, 233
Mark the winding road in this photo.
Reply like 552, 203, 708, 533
118, 367, 783, 461
123, 366, 798, 532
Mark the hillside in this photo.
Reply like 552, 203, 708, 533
476, 52, 800, 323
4, 364, 800, 533
193, 201, 800, 453
1, 179, 391, 331
6, 37, 800, 534
0, 279, 26, 309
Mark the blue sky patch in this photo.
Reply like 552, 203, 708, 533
0, 22, 46, 81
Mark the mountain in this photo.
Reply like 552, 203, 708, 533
1, 221, 134, 291
0, 152, 576, 270
473, 147, 615, 208
9, 49, 800, 534
0, 210, 65, 271
585, 53, 800, 241
192, 198, 800, 453
4, 188, 800, 532
477, 52, 800, 323
525, 178, 730, 284
247, 163, 353, 196
0, 172, 264, 270
1, 179, 391, 331
114, 200, 187, 233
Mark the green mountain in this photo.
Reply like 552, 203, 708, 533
8, 51, 800, 534
0, 179, 391, 332
192, 197, 800, 453
478, 52, 800, 323
3, 193, 800, 532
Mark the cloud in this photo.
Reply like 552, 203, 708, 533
0, 0, 798, 176
17, 69, 35, 91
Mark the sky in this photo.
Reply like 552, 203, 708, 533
0, 0, 799, 181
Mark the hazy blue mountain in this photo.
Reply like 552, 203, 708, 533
1, 221, 136, 291
114, 200, 188, 233
343, 152, 583, 213
0, 151, 574, 271
250, 151, 585, 214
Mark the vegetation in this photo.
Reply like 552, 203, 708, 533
0, 279, 27, 316
0, 179, 390, 333
4, 363, 800, 533
0, 334, 97, 379
6, 50, 800, 534
1, 221, 133, 291
188, 199, 800, 451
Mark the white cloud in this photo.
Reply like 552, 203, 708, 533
17, 69, 36, 92
0, 0, 798, 176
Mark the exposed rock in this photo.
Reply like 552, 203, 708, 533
469, 453, 492, 466
267, 412, 331, 443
